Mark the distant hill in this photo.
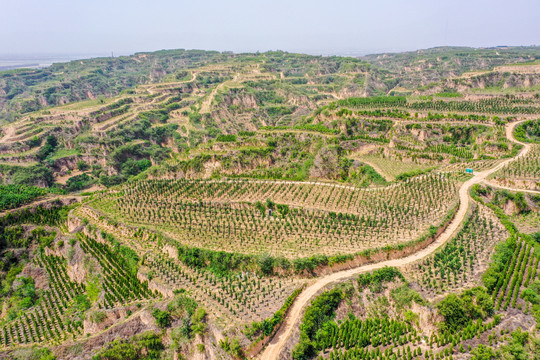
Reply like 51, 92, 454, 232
361, 46, 540, 90
0, 49, 227, 122
1, 46, 539, 122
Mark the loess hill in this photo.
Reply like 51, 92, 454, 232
0, 47, 539, 360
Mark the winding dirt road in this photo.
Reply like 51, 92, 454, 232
258, 120, 531, 359
481, 180, 540, 195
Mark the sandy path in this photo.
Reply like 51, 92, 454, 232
258, 120, 530, 360
200, 176, 417, 193
200, 83, 225, 113
200, 72, 242, 113
481, 180, 540, 195
0, 195, 84, 217
0, 125, 15, 144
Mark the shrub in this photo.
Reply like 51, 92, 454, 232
437, 287, 493, 331
77, 160, 90, 171
92, 332, 164, 360
89, 311, 108, 324
216, 134, 237, 142
152, 309, 171, 328
66, 173, 94, 192
0, 184, 47, 211
357, 267, 404, 293
292, 288, 344, 359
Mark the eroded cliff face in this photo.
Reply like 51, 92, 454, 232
67, 212, 84, 233
82, 305, 150, 335
417, 67, 540, 95
66, 242, 89, 283
21, 264, 49, 291
223, 93, 259, 109
48, 212, 231, 360
137, 271, 174, 298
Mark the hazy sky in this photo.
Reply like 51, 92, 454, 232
1, 0, 539, 56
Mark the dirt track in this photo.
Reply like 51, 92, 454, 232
0, 125, 15, 143
0, 195, 84, 217
481, 180, 540, 195
258, 120, 531, 359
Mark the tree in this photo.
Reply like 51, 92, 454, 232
471, 344, 497, 360
77, 160, 89, 171
500, 329, 529, 360
11, 165, 54, 187
36, 135, 58, 161
265, 198, 275, 210
152, 309, 171, 328
258, 254, 275, 275
229, 338, 243, 358
437, 294, 467, 331
292, 332, 316, 360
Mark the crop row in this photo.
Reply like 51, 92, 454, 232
337, 96, 540, 115
406, 204, 508, 297
93, 177, 458, 257
77, 233, 156, 308
320, 315, 500, 360
0, 255, 84, 347
143, 252, 303, 323
496, 144, 539, 180
492, 239, 538, 311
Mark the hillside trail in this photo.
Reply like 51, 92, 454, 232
145, 70, 198, 95
0, 125, 15, 144
0, 194, 84, 217
481, 180, 540, 195
200, 72, 240, 114
258, 119, 530, 360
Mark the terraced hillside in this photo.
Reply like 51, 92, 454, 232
491, 144, 540, 190
0, 48, 539, 359
403, 203, 510, 299
90, 176, 459, 258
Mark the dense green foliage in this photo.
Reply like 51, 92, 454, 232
357, 267, 404, 292
395, 168, 434, 181
36, 135, 58, 162
0, 184, 46, 211
292, 288, 344, 359
437, 287, 494, 331
336, 96, 407, 107
514, 119, 540, 143
0, 165, 54, 187
65, 173, 94, 192
151, 309, 171, 328
177, 245, 254, 276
